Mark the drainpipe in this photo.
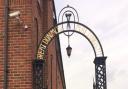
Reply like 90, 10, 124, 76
4, 0, 9, 89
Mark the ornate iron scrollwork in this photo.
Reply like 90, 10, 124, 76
35, 5, 107, 89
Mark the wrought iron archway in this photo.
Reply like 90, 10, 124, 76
33, 5, 107, 89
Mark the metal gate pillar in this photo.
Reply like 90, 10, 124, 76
33, 60, 45, 89
94, 57, 107, 89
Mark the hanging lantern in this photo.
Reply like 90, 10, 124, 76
66, 45, 72, 57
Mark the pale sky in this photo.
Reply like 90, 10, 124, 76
54, 0, 128, 89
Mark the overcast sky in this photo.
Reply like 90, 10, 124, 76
54, 0, 128, 89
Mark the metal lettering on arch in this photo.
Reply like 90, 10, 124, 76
36, 21, 104, 60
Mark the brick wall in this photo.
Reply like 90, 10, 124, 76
0, 0, 66, 89
8, 0, 33, 89
0, 1, 4, 89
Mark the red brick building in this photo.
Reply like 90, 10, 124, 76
0, 0, 66, 89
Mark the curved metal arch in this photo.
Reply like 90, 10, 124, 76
36, 21, 104, 60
